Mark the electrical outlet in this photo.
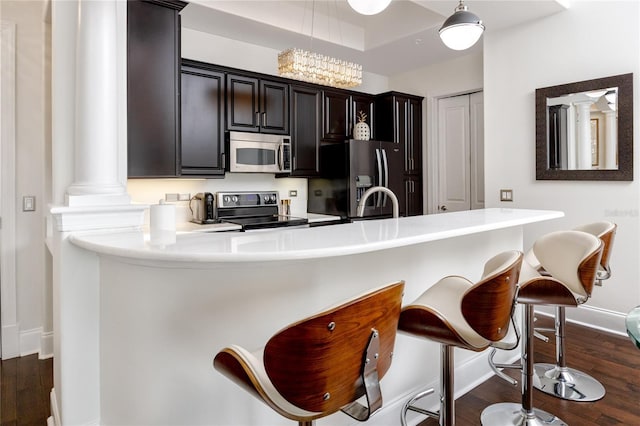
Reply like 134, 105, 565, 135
289, 190, 298, 197
500, 189, 513, 202
23, 196, 36, 212
178, 193, 191, 201
165, 193, 179, 202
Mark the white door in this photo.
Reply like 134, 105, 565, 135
437, 92, 484, 213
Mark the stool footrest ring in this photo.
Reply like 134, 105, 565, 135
400, 388, 437, 426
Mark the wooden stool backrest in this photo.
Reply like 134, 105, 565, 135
263, 281, 404, 415
533, 230, 603, 298
574, 221, 616, 274
461, 250, 523, 342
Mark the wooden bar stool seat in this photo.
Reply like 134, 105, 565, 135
213, 281, 405, 426
481, 230, 603, 426
398, 250, 523, 426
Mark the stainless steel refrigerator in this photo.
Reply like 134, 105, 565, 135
307, 140, 403, 219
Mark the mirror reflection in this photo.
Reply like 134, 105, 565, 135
536, 73, 633, 181
547, 87, 618, 171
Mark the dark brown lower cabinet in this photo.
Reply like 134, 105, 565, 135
404, 175, 423, 216
181, 62, 226, 177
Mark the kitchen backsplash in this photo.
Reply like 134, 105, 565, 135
128, 175, 308, 224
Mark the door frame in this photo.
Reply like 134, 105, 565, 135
426, 89, 484, 215
1, 20, 19, 359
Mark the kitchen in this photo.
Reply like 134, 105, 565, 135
1, 1, 639, 425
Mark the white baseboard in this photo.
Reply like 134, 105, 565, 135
535, 304, 628, 337
40, 331, 54, 359
20, 327, 43, 357
50, 388, 61, 426
1, 323, 20, 359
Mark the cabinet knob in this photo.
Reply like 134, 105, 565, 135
439, 205, 447, 211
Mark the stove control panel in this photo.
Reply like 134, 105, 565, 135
215, 191, 279, 209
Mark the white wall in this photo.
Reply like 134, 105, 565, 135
388, 52, 484, 213
128, 28, 390, 222
0, 0, 52, 357
484, 1, 640, 327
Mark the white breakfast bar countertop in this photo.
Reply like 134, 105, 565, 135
70, 208, 564, 263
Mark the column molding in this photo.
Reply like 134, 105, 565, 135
1, 20, 19, 359
66, 0, 129, 206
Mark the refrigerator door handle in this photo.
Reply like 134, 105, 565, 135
381, 148, 389, 207
375, 148, 383, 207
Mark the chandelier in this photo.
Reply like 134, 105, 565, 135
278, 48, 362, 89
277, 0, 363, 89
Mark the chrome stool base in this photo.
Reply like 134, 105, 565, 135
481, 403, 567, 426
533, 363, 605, 402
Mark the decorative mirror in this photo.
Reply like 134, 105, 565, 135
536, 73, 633, 180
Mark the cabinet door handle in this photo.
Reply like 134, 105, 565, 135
255, 112, 260, 127
221, 152, 226, 169
395, 101, 399, 143
262, 112, 266, 127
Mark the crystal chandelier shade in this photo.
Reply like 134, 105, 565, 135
278, 48, 363, 89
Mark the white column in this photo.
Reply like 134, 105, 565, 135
66, 0, 129, 205
603, 110, 617, 169
49, 1, 145, 424
574, 101, 593, 170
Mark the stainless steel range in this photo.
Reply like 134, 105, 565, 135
215, 191, 308, 231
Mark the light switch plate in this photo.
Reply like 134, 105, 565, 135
289, 190, 298, 197
23, 195, 36, 211
500, 189, 513, 202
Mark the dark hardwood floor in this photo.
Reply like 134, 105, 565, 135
1, 316, 638, 425
419, 316, 640, 425
1, 354, 52, 426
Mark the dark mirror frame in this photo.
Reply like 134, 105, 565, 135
536, 73, 633, 181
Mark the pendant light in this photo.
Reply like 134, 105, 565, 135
439, 0, 485, 51
347, 0, 392, 16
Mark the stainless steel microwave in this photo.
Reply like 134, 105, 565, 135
227, 131, 291, 173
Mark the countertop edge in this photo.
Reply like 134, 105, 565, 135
69, 209, 564, 265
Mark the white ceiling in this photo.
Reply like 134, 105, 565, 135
181, 0, 570, 76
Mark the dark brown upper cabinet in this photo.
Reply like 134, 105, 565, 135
375, 92, 423, 175
290, 85, 321, 177
180, 61, 225, 177
226, 73, 289, 135
322, 90, 350, 141
351, 93, 375, 140
127, 0, 187, 177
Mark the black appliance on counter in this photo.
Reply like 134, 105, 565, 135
214, 191, 308, 231
307, 140, 403, 220
190, 192, 216, 224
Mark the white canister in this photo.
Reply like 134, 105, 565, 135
150, 199, 176, 245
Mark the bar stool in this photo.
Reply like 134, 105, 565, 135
481, 230, 603, 426
398, 250, 523, 426
213, 281, 404, 426
533, 221, 616, 402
